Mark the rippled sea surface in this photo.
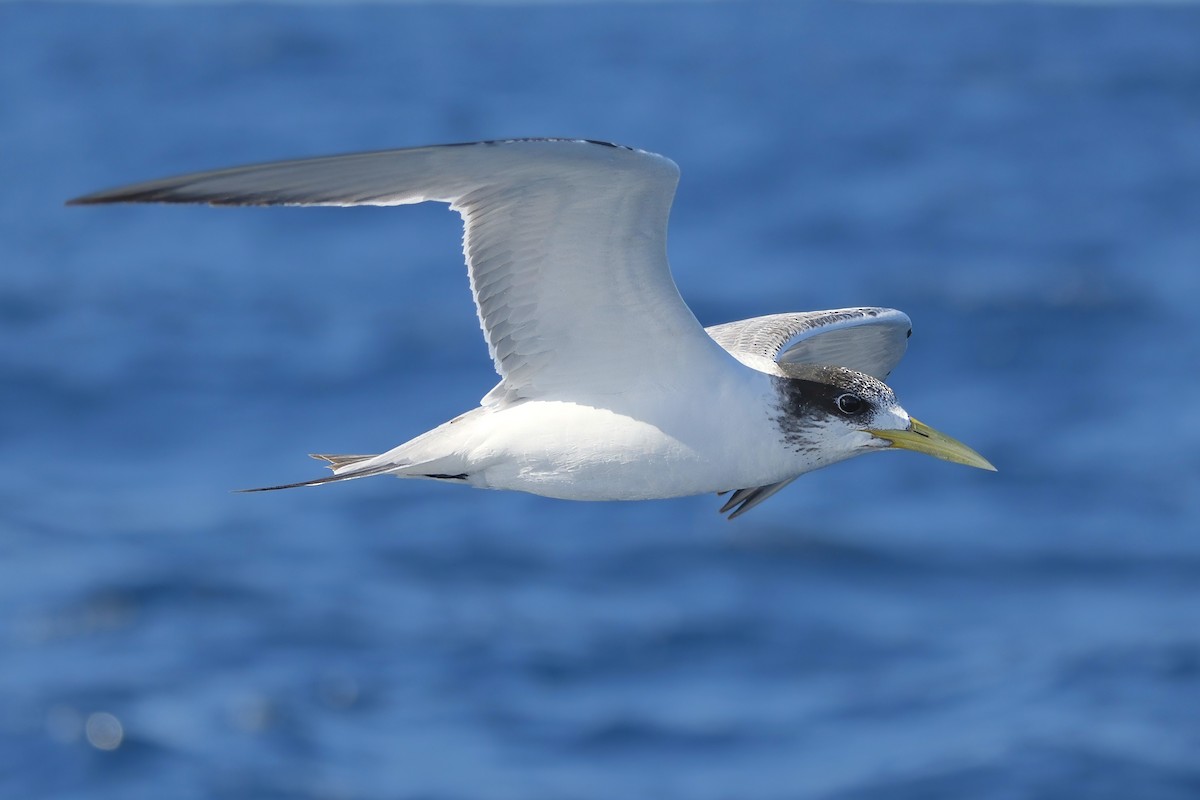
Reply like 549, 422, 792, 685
3, 2, 1200, 798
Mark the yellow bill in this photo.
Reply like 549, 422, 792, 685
868, 417, 996, 471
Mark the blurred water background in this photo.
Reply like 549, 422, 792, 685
3, 1, 1200, 798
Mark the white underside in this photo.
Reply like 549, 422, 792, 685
338, 368, 826, 501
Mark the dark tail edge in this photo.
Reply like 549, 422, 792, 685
236, 460, 392, 493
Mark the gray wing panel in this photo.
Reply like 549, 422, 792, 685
706, 307, 911, 380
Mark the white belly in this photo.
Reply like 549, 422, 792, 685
458, 380, 796, 501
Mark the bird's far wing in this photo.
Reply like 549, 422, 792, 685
70, 139, 731, 403
705, 307, 912, 380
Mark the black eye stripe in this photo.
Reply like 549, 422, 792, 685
771, 371, 891, 452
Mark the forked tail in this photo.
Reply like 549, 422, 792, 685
237, 453, 384, 492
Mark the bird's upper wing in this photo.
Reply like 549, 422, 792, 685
70, 139, 732, 403
705, 307, 912, 380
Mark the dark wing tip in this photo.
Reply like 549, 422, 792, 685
67, 180, 199, 205
66, 184, 174, 206
65, 189, 146, 206
67, 187, 168, 206
67, 186, 282, 206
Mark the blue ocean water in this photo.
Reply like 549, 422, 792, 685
3, 1, 1200, 797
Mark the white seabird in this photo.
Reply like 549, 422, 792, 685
70, 138, 994, 518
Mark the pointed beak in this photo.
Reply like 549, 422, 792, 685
868, 417, 996, 471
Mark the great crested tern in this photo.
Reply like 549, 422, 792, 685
70, 138, 994, 518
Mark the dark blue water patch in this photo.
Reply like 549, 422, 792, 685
828, 747, 1200, 800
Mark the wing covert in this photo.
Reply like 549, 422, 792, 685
706, 307, 911, 380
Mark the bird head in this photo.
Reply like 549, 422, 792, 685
772, 364, 995, 472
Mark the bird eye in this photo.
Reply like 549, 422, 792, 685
836, 393, 865, 415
